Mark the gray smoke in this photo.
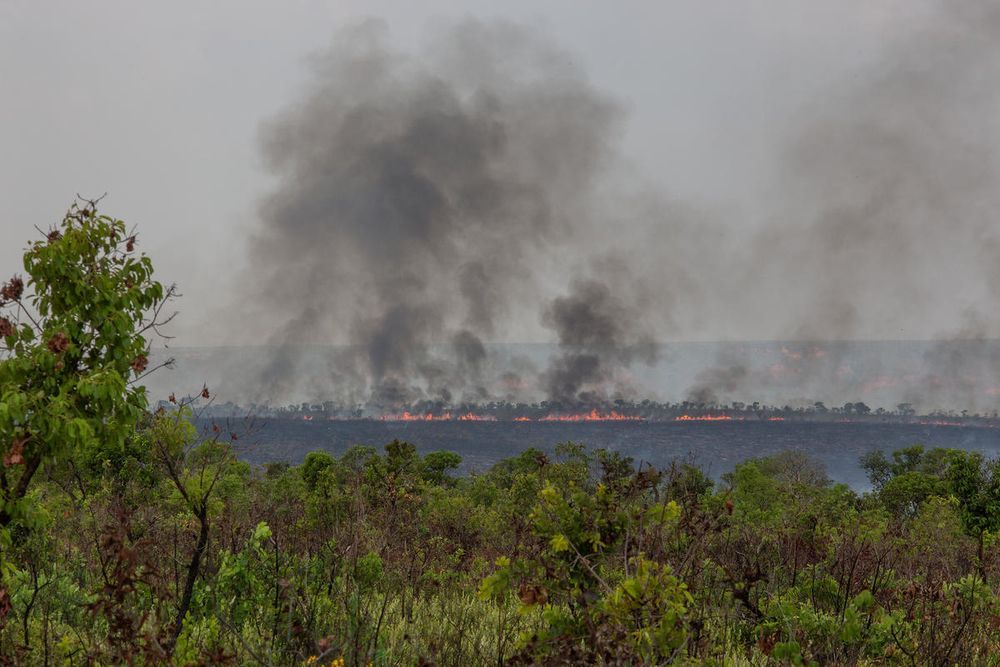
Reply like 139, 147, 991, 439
687, 0, 1000, 411
686, 361, 748, 406
769, 1, 1000, 344
541, 276, 657, 403
757, 3, 996, 338
228, 3, 1000, 412
240, 19, 662, 407
907, 313, 1000, 411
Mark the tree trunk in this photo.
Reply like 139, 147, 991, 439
166, 508, 210, 654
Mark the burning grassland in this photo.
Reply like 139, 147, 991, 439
185, 395, 1000, 428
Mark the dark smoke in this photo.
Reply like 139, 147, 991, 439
542, 277, 657, 403
224, 4, 1000, 412
239, 19, 660, 407
686, 362, 748, 406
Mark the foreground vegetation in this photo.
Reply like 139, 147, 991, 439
2, 422, 999, 666
1, 206, 998, 665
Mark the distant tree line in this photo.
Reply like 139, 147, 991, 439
187, 397, 999, 423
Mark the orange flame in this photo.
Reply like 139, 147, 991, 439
375, 411, 644, 422
539, 409, 643, 422
379, 411, 453, 422
674, 414, 739, 421
457, 412, 497, 421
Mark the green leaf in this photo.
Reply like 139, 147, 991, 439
550, 534, 571, 553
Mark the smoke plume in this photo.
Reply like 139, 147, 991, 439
686, 0, 1000, 411
542, 276, 657, 403
239, 19, 661, 407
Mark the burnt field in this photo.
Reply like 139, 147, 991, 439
208, 417, 1000, 490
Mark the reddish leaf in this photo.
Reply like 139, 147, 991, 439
4, 435, 27, 467
47, 331, 69, 353
130, 354, 148, 373
0, 276, 23, 302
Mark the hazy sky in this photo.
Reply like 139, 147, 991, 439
0, 1, 987, 346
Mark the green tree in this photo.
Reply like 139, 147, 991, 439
301, 450, 335, 491
421, 450, 462, 486
945, 451, 1000, 571
0, 201, 173, 553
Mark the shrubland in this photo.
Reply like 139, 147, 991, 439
1, 206, 998, 665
